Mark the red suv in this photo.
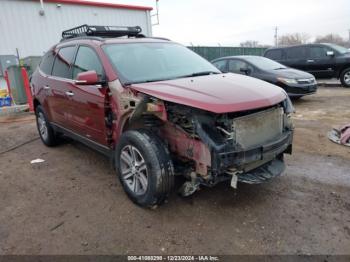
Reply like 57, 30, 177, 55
31, 25, 294, 207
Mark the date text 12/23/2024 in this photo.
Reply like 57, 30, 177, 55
127, 256, 219, 261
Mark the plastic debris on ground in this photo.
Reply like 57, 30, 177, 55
30, 159, 45, 164
328, 124, 350, 147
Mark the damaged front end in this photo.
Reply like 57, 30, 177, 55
109, 80, 294, 194
159, 97, 294, 192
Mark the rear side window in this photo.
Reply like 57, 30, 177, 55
265, 49, 283, 60
52, 46, 76, 79
39, 50, 55, 75
286, 47, 307, 59
212, 60, 227, 72
72, 46, 104, 79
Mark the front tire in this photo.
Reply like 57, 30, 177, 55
35, 105, 59, 146
115, 129, 174, 208
340, 68, 350, 88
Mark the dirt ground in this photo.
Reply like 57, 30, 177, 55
0, 86, 350, 255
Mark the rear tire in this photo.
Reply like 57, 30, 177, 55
115, 129, 174, 208
35, 105, 59, 146
340, 68, 350, 88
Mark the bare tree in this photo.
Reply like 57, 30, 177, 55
240, 40, 260, 48
278, 33, 310, 46
314, 34, 349, 47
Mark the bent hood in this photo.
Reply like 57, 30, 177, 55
130, 73, 287, 114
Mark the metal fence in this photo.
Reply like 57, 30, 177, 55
188, 46, 267, 61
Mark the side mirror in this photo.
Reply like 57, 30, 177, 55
326, 51, 334, 56
240, 68, 252, 75
75, 70, 99, 85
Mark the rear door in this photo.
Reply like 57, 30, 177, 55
306, 45, 335, 78
36, 50, 55, 119
46, 45, 77, 127
284, 46, 308, 71
68, 45, 108, 146
264, 49, 284, 64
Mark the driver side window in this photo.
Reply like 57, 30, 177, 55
309, 46, 330, 59
228, 60, 251, 74
72, 46, 104, 80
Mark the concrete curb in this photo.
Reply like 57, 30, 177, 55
0, 104, 29, 116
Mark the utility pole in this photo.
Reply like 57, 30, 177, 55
274, 27, 278, 47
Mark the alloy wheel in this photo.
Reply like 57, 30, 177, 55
344, 71, 350, 85
37, 112, 48, 141
120, 145, 148, 195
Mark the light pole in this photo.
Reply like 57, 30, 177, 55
274, 27, 278, 47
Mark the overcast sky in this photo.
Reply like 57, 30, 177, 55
90, 0, 350, 46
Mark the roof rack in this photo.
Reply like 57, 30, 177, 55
61, 24, 144, 40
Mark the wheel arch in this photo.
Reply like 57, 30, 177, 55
338, 65, 350, 79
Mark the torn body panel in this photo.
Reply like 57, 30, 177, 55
108, 79, 141, 147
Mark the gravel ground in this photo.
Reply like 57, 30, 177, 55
0, 86, 349, 255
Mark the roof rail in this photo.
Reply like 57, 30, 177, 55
60, 36, 104, 43
61, 25, 144, 40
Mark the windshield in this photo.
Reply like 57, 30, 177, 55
102, 42, 220, 84
325, 43, 349, 54
243, 56, 287, 70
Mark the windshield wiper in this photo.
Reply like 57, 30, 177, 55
123, 77, 174, 86
274, 67, 287, 70
123, 71, 220, 85
181, 71, 221, 78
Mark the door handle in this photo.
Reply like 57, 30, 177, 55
43, 85, 50, 90
307, 60, 314, 63
65, 91, 74, 97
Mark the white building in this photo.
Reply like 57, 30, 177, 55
0, 0, 153, 57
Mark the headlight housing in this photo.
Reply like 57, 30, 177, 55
277, 77, 298, 84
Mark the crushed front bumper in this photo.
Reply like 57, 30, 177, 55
237, 158, 285, 184
215, 131, 292, 169
210, 130, 293, 184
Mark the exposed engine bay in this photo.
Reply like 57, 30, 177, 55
108, 80, 294, 195
165, 98, 293, 181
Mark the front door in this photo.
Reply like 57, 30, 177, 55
306, 45, 335, 78
67, 45, 107, 146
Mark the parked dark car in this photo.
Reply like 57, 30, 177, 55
264, 43, 350, 87
30, 25, 294, 208
212, 55, 317, 98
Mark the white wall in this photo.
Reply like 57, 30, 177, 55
0, 0, 152, 57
